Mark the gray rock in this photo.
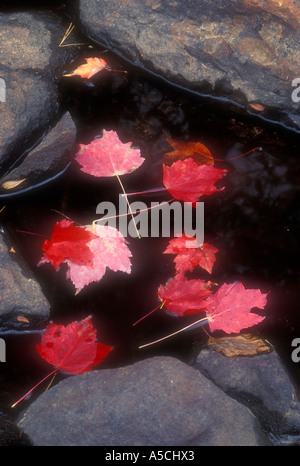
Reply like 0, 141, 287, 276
0, 11, 80, 191
79, 0, 300, 131
194, 348, 300, 444
0, 226, 50, 331
17, 356, 269, 446
0, 112, 77, 196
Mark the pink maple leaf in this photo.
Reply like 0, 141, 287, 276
75, 130, 144, 177
66, 224, 132, 293
204, 282, 268, 334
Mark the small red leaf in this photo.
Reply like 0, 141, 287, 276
204, 282, 268, 334
158, 274, 212, 316
39, 220, 96, 271
36, 315, 112, 374
163, 158, 227, 202
75, 130, 144, 178
164, 235, 219, 274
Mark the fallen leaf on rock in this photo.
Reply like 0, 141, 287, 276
249, 102, 265, 112
206, 333, 272, 357
2, 179, 26, 190
16, 316, 30, 323
163, 158, 227, 202
164, 235, 219, 274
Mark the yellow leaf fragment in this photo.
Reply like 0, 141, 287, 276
2, 179, 26, 190
16, 316, 30, 323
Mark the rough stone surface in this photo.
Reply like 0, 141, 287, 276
0, 11, 80, 187
0, 226, 50, 331
0, 112, 77, 196
79, 0, 300, 131
194, 348, 300, 443
17, 356, 269, 446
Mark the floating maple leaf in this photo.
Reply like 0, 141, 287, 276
12, 315, 112, 407
66, 224, 132, 293
163, 139, 214, 166
36, 315, 111, 374
39, 221, 132, 293
164, 235, 219, 275
139, 282, 269, 349
63, 57, 108, 79
38, 219, 96, 271
76, 129, 145, 238
75, 130, 144, 177
204, 282, 268, 334
163, 158, 227, 202
158, 274, 212, 316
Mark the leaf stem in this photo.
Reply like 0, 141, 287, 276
115, 174, 141, 239
15, 229, 47, 238
132, 300, 166, 326
11, 368, 58, 408
122, 187, 168, 197
138, 316, 209, 349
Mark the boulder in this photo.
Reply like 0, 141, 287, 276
194, 347, 300, 444
0, 112, 77, 197
79, 0, 300, 132
0, 226, 50, 331
17, 356, 269, 446
0, 11, 80, 193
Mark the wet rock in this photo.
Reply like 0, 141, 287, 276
17, 356, 269, 446
0, 11, 80, 191
0, 226, 50, 331
0, 112, 77, 196
79, 0, 300, 131
194, 348, 300, 444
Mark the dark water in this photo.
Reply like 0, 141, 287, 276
1, 6, 300, 445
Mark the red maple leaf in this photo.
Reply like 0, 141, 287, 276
36, 315, 112, 374
66, 224, 132, 293
164, 235, 219, 274
39, 219, 96, 271
158, 274, 212, 316
75, 129, 145, 177
12, 315, 112, 407
39, 222, 132, 293
163, 157, 227, 202
204, 282, 268, 334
